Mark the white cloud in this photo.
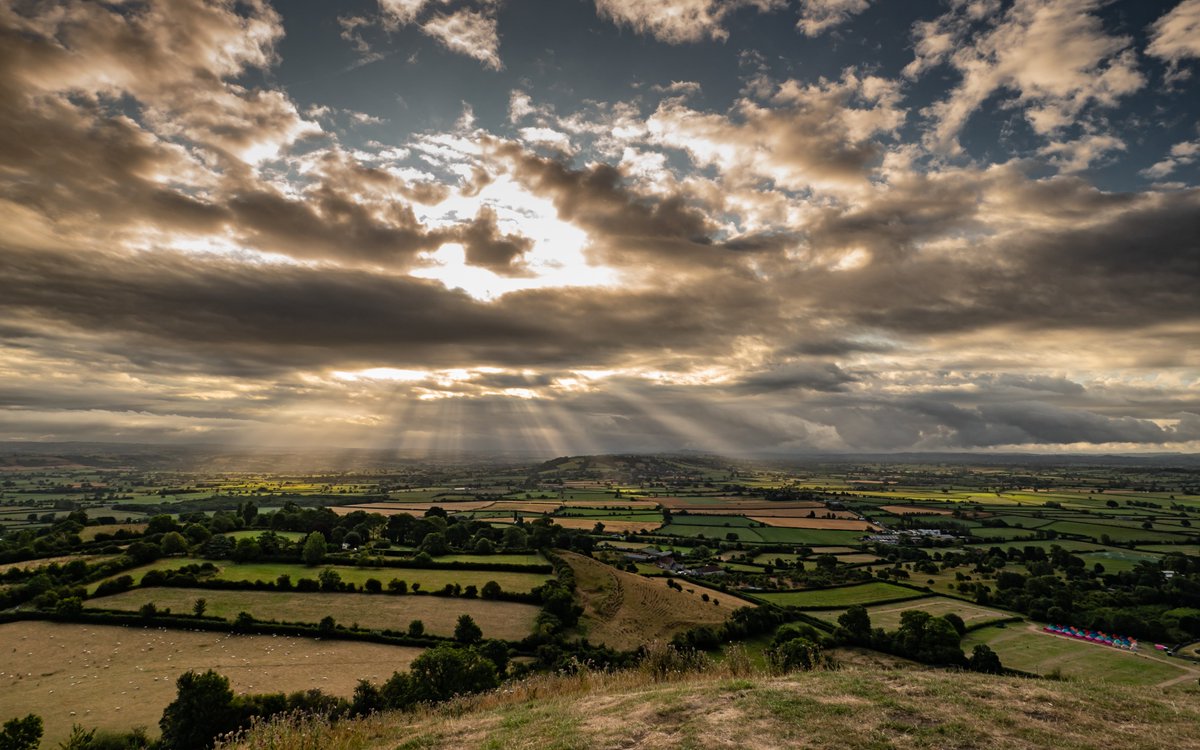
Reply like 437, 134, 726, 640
646, 70, 905, 191
594, 0, 784, 44
1142, 139, 1200, 179
913, 0, 1144, 152
1038, 133, 1125, 173
796, 0, 870, 37
421, 9, 503, 70
1148, 0, 1200, 80
344, 1, 504, 69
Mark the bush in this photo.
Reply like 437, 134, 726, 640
767, 637, 827, 673
0, 714, 42, 750
454, 614, 482, 644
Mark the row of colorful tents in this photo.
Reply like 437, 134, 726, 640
1043, 624, 1139, 650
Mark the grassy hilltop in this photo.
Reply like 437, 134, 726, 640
219, 665, 1200, 750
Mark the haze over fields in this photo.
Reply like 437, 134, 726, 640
1, 0, 1198, 456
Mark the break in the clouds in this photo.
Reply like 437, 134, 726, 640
0, 0, 1198, 455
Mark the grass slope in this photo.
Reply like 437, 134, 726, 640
221, 666, 1200, 750
559, 551, 751, 650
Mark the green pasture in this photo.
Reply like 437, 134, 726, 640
754, 581, 924, 609
1136, 544, 1200, 556
811, 596, 1016, 631
1042, 521, 1187, 543
961, 624, 1190, 686
1077, 549, 1162, 573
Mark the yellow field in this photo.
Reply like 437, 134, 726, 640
0, 621, 423, 746
491, 517, 661, 533
88, 588, 540, 640
332, 501, 494, 515
79, 523, 148, 540
0, 553, 116, 575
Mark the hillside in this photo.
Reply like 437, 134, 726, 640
220, 665, 1200, 750
559, 550, 753, 650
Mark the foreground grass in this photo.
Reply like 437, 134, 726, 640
220, 664, 1200, 750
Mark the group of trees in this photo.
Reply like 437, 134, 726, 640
835, 605, 1002, 672
951, 546, 1200, 643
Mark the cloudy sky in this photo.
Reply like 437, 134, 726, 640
1, 0, 1199, 456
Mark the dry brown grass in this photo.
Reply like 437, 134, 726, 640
331, 501, 495, 515
0, 553, 117, 574
221, 660, 1200, 750
491, 517, 662, 533
485, 501, 563, 512
87, 588, 539, 640
0, 621, 423, 747
559, 551, 750, 650
79, 523, 147, 541
562, 500, 660, 509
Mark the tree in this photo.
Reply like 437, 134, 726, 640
480, 580, 502, 599
406, 645, 498, 704
318, 568, 342, 591
837, 605, 871, 645
303, 532, 326, 566
231, 537, 260, 562
159, 670, 236, 750
408, 619, 425, 637
350, 679, 384, 717
420, 532, 449, 556
501, 525, 527, 550
160, 531, 189, 556
147, 514, 180, 535
454, 614, 483, 644
193, 598, 207, 617
0, 714, 42, 750
969, 644, 1003, 674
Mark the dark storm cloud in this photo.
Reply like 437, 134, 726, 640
458, 206, 536, 275
730, 363, 858, 394
0, 0, 1197, 453
799, 185, 1200, 336
0, 242, 782, 374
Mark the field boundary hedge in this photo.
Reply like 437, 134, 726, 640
0, 609, 538, 652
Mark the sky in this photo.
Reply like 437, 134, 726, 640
0, 0, 1199, 457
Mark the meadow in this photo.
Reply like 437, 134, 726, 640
812, 596, 1015, 631
753, 582, 924, 609
88, 588, 540, 639
0, 621, 424, 747
961, 624, 1196, 687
